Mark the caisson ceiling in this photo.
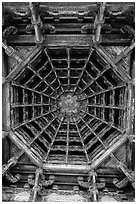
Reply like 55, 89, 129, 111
2, 2, 135, 202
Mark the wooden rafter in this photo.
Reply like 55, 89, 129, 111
66, 120, 69, 163
29, 115, 59, 145
80, 84, 126, 101
80, 110, 124, 133
73, 47, 94, 93
12, 107, 58, 130
67, 47, 71, 89
44, 115, 65, 162
44, 48, 65, 93
11, 82, 56, 100
79, 64, 111, 94
73, 117, 90, 163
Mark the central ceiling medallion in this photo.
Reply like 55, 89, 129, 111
58, 93, 88, 122
59, 94, 79, 115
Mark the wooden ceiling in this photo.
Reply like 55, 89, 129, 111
2, 2, 135, 202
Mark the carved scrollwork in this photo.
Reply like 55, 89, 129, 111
28, 172, 55, 187
113, 170, 135, 189
42, 175, 55, 187
2, 26, 17, 39
28, 174, 35, 186
2, 157, 18, 176
78, 176, 89, 188
121, 25, 135, 38
81, 24, 93, 34
5, 171, 20, 183
113, 177, 129, 188
26, 24, 34, 34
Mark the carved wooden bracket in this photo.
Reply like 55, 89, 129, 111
2, 26, 17, 39
5, 171, 20, 183
28, 168, 55, 201
78, 176, 89, 188
28, 173, 55, 187
78, 171, 105, 202
2, 157, 18, 176
113, 170, 135, 189
26, 24, 56, 34
121, 25, 135, 39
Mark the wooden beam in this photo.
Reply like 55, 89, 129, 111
8, 131, 42, 167
7, 34, 132, 46
29, 2, 43, 44
2, 42, 22, 62
44, 115, 65, 162
6, 44, 43, 82
32, 168, 43, 202
2, 83, 10, 131
115, 42, 135, 63
95, 45, 131, 82
73, 47, 93, 93
90, 134, 127, 169
74, 118, 90, 163
2, 151, 24, 176
126, 83, 133, 135
93, 2, 106, 43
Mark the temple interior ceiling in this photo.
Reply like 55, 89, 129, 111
2, 2, 135, 202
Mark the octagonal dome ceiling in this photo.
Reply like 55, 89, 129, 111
10, 45, 127, 166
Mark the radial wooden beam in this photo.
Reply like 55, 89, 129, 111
27, 65, 55, 95
44, 48, 65, 94
66, 120, 70, 163
80, 116, 106, 148
80, 109, 123, 133
73, 47, 94, 93
12, 107, 58, 130
29, 115, 59, 145
44, 115, 65, 162
79, 64, 110, 94
67, 47, 71, 89
74, 118, 90, 164
80, 84, 126, 101
11, 82, 56, 100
